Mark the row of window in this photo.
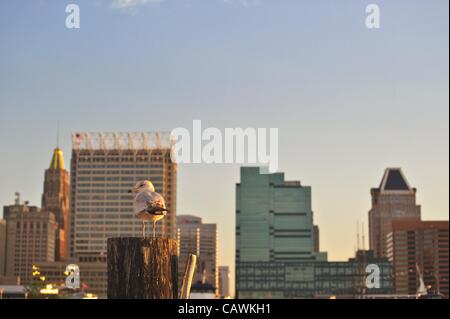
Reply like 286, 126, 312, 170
78, 183, 162, 194
76, 208, 131, 213
77, 195, 134, 200
78, 164, 164, 168
78, 176, 163, 181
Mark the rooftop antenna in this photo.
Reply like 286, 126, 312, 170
362, 222, 366, 251
356, 220, 360, 251
57, 121, 60, 148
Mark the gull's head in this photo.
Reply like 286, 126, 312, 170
129, 180, 155, 194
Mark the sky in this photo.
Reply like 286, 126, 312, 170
0, 0, 448, 293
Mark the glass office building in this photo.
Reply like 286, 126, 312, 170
236, 167, 393, 298
237, 250, 393, 298
236, 167, 327, 298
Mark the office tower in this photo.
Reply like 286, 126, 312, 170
42, 147, 70, 261
218, 266, 231, 298
3, 196, 56, 285
0, 220, 5, 276
176, 215, 219, 295
386, 220, 449, 297
69, 132, 176, 262
369, 168, 421, 258
236, 167, 327, 298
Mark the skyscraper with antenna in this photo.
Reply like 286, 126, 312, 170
42, 126, 70, 261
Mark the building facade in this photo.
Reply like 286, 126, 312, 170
42, 148, 70, 261
176, 215, 218, 295
236, 167, 327, 298
69, 132, 177, 262
0, 220, 6, 276
3, 199, 56, 285
369, 168, 421, 258
386, 220, 449, 297
237, 250, 393, 298
218, 266, 231, 298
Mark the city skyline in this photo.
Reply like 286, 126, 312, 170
0, 0, 448, 296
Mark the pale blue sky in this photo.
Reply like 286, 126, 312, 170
0, 0, 448, 290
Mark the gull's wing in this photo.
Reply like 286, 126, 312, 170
148, 192, 167, 209
134, 190, 155, 214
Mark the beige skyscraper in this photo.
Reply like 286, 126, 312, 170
218, 266, 230, 298
177, 215, 219, 296
42, 148, 70, 261
4, 195, 56, 285
369, 168, 421, 258
0, 219, 6, 276
69, 132, 177, 262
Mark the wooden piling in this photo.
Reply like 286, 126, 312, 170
107, 237, 178, 299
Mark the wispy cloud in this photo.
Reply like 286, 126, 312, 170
111, 0, 163, 9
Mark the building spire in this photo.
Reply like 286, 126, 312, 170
57, 121, 60, 149
50, 148, 65, 170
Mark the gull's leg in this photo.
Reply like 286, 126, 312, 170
142, 220, 146, 238
153, 221, 156, 239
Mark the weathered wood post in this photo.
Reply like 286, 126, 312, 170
179, 254, 197, 299
107, 237, 178, 299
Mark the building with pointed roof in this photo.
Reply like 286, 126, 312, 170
369, 168, 421, 258
42, 148, 70, 261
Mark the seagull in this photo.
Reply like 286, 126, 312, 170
129, 180, 168, 239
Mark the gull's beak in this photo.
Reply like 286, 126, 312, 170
128, 189, 133, 193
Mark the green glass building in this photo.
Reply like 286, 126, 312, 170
236, 167, 326, 265
236, 167, 393, 298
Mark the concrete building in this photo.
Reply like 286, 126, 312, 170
369, 168, 421, 258
218, 266, 231, 298
0, 219, 5, 276
69, 132, 177, 262
42, 148, 70, 261
176, 215, 218, 296
386, 220, 449, 298
236, 167, 327, 298
238, 250, 393, 299
3, 196, 56, 285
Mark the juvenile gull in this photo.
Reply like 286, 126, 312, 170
130, 180, 168, 238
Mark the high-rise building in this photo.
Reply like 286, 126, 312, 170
236, 167, 327, 298
386, 220, 449, 297
369, 168, 421, 258
69, 132, 176, 262
3, 196, 56, 285
176, 215, 218, 296
218, 266, 230, 298
42, 148, 70, 261
0, 219, 6, 276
